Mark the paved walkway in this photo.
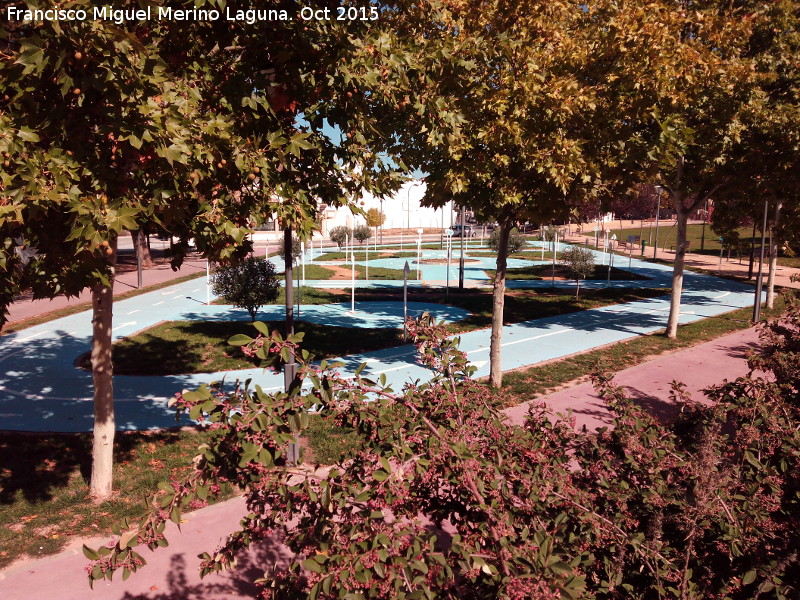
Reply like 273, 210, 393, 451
504, 326, 761, 430
563, 221, 800, 290
0, 326, 764, 599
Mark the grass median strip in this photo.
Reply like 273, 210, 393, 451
95, 320, 404, 376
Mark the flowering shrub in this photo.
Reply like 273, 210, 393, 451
86, 305, 800, 598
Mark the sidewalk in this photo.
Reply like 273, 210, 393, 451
0, 326, 764, 599
504, 326, 761, 430
562, 222, 800, 290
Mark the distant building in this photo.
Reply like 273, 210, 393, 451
253, 180, 454, 241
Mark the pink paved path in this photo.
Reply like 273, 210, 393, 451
0, 327, 763, 598
504, 326, 761, 431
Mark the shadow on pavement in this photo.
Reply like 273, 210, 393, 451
118, 537, 293, 600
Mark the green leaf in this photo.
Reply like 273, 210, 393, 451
252, 322, 270, 336
82, 545, 100, 560
743, 570, 757, 585
228, 334, 252, 346
302, 558, 325, 573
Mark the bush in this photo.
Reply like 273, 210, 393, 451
329, 225, 352, 250
488, 227, 525, 255
279, 235, 302, 265
353, 224, 372, 245
89, 297, 800, 599
560, 245, 595, 297
209, 257, 279, 321
365, 208, 385, 229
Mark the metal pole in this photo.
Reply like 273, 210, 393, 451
301, 241, 306, 285
137, 229, 143, 289
283, 228, 299, 465
458, 205, 465, 289
700, 200, 708, 251
380, 198, 384, 245
351, 238, 355, 313
446, 234, 451, 299
206, 259, 210, 305
552, 231, 557, 288
403, 261, 409, 342
753, 200, 768, 322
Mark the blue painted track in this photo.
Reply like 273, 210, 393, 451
0, 245, 759, 432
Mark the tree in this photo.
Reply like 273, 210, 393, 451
603, 2, 763, 338
279, 235, 302, 266
365, 207, 386, 243
561, 246, 595, 297
0, 14, 262, 500
329, 226, 353, 250
1, 0, 417, 500
353, 224, 372, 245
395, 1, 622, 387
210, 258, 279, 321
488, 227, 525, 255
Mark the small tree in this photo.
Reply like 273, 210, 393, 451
279, 236, 303, 265
353, 224, 372, 245
560, 246, 595, 297
365, 207, 386, 231
489, 227, 525, 255
210, 258, 279, 321
329, 225, 352, 250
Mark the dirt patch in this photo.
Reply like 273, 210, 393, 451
325, 264, 357, 279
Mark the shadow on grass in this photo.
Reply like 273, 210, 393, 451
96, 321, 403, 376
0, 430, 186, 505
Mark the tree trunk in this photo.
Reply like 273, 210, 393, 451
665, 195, 688, 339
489, 220, 512, 388
130, 229, 154, 268
766, 201, 782, 310
90, 239, 117, 502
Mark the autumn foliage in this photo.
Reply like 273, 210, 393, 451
86, 292, 800, 598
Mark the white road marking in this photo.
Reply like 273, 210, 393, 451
153, 301, 165, 306
15, 331, 49, 343
112, 321, 137, 332
126, 309, 140, 315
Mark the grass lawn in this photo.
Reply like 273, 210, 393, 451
0, 429, 224, 569
293, 264, 336, 280
101, 320, 404, 375
484, 264, 648, 281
